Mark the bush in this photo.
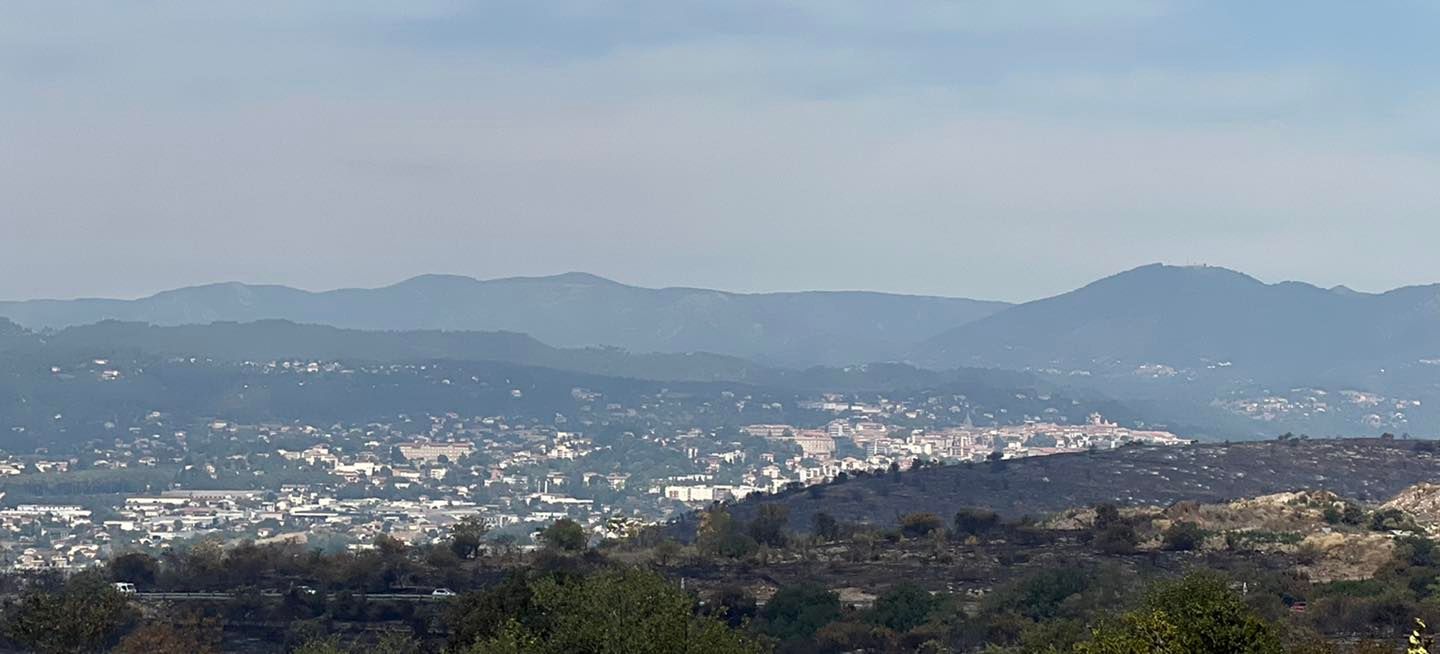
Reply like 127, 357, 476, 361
814, 621, 896, 653
1295, 542, 1324, 565
899, 513, 945, 539
698, 509, 759, 560
1162, 522, 1205, 552
463, 567, 761, 654
1077, 572, 1282, 654
986, 568, 1092, 621
114, 617, 222, 654
0, 573, 138, 654
870, 583, 938, 632
1094, 503, 1123, 530
953, 508, 1000, 537
1394, 536, 1436, 568
1094, 523, 1139, 555
760, 583, 842, 643
704, 586, 757, 629
1369, 509, 1412, 532
539, 519, 588, 552
109, 552, 160, 587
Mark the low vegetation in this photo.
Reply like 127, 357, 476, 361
3, 481, 1440, 652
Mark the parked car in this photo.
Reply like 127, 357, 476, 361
432, 588, 456, 597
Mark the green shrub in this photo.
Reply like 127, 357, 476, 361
1162, 522, 1206, 552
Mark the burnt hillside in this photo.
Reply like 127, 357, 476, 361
727, 439, 1440, 531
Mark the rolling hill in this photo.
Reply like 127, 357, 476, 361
1, 319, 1125, 401
0, 320, 1155, 450
723, 438, 1440, 531
0, 273, 1009, 367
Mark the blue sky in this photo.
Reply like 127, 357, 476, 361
4, 1, 1440, 301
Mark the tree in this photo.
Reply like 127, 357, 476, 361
813, 512, 841, 542
445, 572, 540, 649
760, 582, 842, 643
1092, 505, 1137, 554
1, 573, 137, 654
109, 551, 160, 587
748, 503, 790, 548
539, 519, 588, 552
374, 533, 409, 557
697, 508, 759, 560
1395, 535, 1437, 568
871, 582, 938, 632
464, 568, 760, 654
987, 567, 1092, 621
1094, 503, 1123, 530
449, 515, 490, 559
1076, 607, 1183, 654
1077, 572, 1282, 654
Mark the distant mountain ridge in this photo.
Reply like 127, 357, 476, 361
10, 264, 1440, 387
920, 263, 1440, 380
0, 273, 1009, 367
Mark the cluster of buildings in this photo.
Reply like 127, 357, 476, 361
0, 502, 102, 570
1219, 388, 1421, 430
654, 414, 1184, 507
0, 364, 1189, 570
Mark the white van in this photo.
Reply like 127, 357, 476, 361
112, 582, 137, 594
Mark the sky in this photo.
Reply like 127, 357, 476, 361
4, 1, 1440, 302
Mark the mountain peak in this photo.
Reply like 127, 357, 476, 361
148, 281, 297, 302
396, 271, 623, 288
922, 261, 1440, 375
394, 273, 480, 286
544, 272, 622, 285
1074, 263, 1263, 299
1113, 263, 1256, 281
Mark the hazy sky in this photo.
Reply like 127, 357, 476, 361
5, 1, 1440, 302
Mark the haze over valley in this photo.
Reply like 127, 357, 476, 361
4, 263, 1436, 440
8, 2, 1440, 652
